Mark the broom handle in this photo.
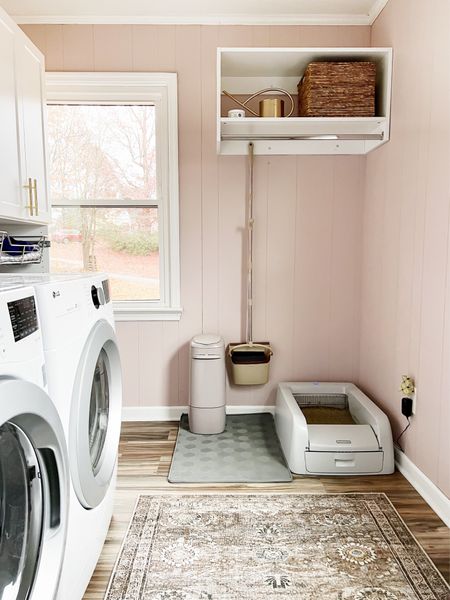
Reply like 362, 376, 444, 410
246, 142, 254, 344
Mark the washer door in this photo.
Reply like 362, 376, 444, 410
0, 379, 69, 600
70, 319, 122, 509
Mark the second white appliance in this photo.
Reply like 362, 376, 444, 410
0, 284, 69, 600
17, 273, 122, 600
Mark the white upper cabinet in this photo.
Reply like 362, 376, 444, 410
217, 47, 393, 156
0, 13, 22, 220
0, 6, 50, 224
15, 36, 51, 223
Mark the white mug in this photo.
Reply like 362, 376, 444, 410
228, 109, 245, 118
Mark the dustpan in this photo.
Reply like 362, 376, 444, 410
229, 143, 273, 385
229, 342, 273, 385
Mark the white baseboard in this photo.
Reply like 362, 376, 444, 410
121, 404, 275, 422
122, 406, 186, 421
394, 447, 450, 528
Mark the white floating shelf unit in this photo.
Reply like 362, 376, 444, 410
217, 47, 393, 156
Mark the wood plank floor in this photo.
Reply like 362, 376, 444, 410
83, 421, 450, 599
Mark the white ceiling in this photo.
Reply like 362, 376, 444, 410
1, 0, 389, 26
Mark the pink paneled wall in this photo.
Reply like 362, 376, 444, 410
359, 0, 450, 496
21, 15, 450, 497
22, 22, 368, 411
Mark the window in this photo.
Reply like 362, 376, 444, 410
46, 73, 181, 321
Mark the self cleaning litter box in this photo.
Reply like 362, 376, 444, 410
275, 382, 394, 476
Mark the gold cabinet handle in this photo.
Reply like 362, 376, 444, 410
33, 178, 38, 216
23, 177, 34, 216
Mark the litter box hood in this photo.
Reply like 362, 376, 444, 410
307, 424, 379, 452
274, 382, 394, 476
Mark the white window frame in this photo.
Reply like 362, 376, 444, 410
46, 72, 181, 321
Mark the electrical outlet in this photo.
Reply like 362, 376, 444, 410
411, 388, 417, 415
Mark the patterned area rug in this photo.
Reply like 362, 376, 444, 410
105, 494, 450, 600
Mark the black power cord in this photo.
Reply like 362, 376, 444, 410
395, 417, 411, 452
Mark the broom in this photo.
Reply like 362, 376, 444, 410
228, 142, 273, 385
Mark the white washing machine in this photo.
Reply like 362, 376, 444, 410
6, 274, 123, 600
0, 284, 69, 600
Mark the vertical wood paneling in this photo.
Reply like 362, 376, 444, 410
439, 227, 450, 494
336, 26, 371, 47
376, 139, 402, 412
62, 25, 94, 71
358, 150, 387, 398
435, 0, 450, 499
175, 26, 203, 405
361, 0, 450, 497
25, 24, 366, 418
329, 156, 363, 381
298, 26, 370, 47
390, 4, 419, 458
265, 156, 297, 385
268, 26, 301, 47
200, 25, 220, 334
115, 322, 139, 407
161, 321, 180, 405
44, 25, 63, 71
132, 25, 176, 72
217, 154, 247, 407
251, 26, 270, 47
217, 26, 253, 48
138, 322, 164, 405
294, 157, 334, 379
414, 1, 450, 483
252, 157, 269, 345
21, 24, 64, 71
93, 25, 133, 71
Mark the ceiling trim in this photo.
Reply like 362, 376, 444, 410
367, 0, 390, 24
13, 13, 378, 26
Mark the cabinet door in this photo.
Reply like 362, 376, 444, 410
15, 36, 51, 224
0, 14, 22, 221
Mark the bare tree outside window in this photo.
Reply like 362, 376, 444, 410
47, 104, 159, 301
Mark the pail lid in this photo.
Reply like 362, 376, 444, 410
192, 333, 223, 347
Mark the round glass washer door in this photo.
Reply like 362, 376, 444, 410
89, 348, 110, 475
70, 319, 122, 509
0, 378, 68, 600
0, 423, 43, 600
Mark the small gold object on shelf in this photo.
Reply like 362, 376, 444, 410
223, 87, 294, 118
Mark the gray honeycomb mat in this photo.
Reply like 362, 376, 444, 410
168, 413, 292, 483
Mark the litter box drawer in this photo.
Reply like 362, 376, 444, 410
304, 451, 384, 474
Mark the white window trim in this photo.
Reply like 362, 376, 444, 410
46, 72, 182, 321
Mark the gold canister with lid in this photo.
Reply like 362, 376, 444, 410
259, 98, 285, 117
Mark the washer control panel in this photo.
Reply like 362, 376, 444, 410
7, 295, 38, 342
0, 287, 44, 381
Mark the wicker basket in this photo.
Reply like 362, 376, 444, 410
298, 61, 376, 117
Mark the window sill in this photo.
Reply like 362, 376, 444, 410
113, 304, 183, 322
